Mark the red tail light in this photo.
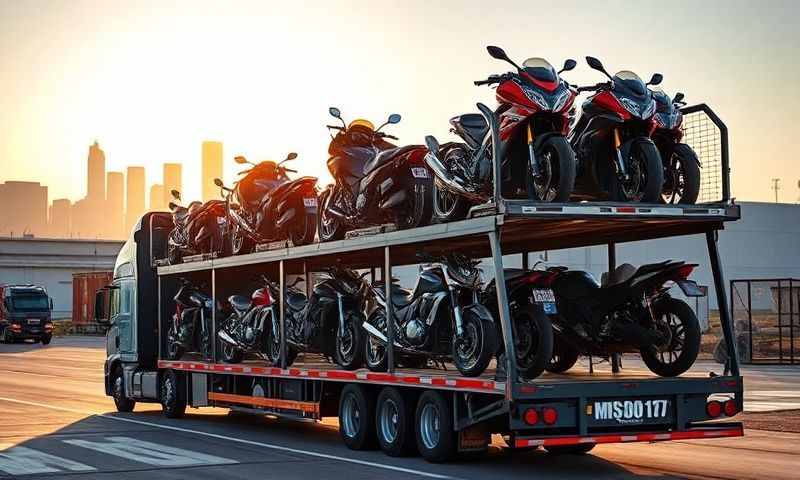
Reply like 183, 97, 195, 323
675, 265, 696, 280
542, 407, 558, 425
706, 400, 722, 418
723, 399, 738, 417
523, 408, 539, 425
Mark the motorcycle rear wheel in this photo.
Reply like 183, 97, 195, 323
640, 298, 701, 377
608, 140, 664, 203
513, 305, 553, 380
433, 179, 471, 223
525, 137, 576, 203
395, 177, 433, 230
317, 189, 347, 242
267, 328, 298, 367
545, 333, 580, 374
452, 306, 498, 377
289, 206, 317, 246
661, 143, 700, 205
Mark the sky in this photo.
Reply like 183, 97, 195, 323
1, 0, 799, 204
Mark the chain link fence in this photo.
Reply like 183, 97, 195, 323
680, 104, 730, 204
730, 279, 799, 364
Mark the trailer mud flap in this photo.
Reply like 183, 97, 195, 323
458, 422, 490, 452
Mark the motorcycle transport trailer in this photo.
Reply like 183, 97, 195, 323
96, 105, 743, 462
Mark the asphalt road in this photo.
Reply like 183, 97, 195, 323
1, 337, 798, 480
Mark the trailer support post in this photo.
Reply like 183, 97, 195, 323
279, 259, 286, 369
157, 276, 162, 359
211, 269, 216, 363
706, 230, 739, 376
385, 246, 395, 374
489, 229, 516, 400
522, 251, 529, 271
608, 242, 621, 373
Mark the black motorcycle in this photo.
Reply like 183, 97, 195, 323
214, 152, 318, 254
217, 278, 274, 363
317, 108, 433, 242
482, 268, 554, 379
362, 253, 498, 377
166, 190, 227, 264
166, 279, 214, 360
569, 57, 664, 202
264, 266, 369, 370
651, 90, 701, 204
528, 261, 703, 377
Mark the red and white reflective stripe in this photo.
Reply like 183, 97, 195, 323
513, 426, 743, 449
158, 360, 504, 393
519, 205, 726, 217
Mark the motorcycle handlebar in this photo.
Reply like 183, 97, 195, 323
283, 167, 297, 173
326, 124, 345, 130
577, 82, 611, 93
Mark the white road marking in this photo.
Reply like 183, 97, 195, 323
0, 444, 96, 475
64, 436, 237, 467
0, 396, 458, 480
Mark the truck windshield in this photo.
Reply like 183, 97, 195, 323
11, 296, 49, 312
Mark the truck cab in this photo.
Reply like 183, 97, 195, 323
0, 284, 54, 344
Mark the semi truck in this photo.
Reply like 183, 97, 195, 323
0, 284, 54, 344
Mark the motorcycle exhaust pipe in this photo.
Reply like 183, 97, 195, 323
275, 208, 296, 228
361, 321, 415, 353
424, 136, 466, 195
325, 205, 347, 218
217, 329, 239, 347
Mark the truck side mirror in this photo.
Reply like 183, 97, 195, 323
49, 297, 54, 311
94, 289, 109, 325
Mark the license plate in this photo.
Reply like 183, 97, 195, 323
677, 280, 705, 297
303, 197, 318, 207
411, 167, 429, 179
588, 398, 672, 426
532, 289, 555, 303
27, 319, 40, 325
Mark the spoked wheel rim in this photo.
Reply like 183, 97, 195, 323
161, 375, 175, 409
662, 153, 687, 204
231, 224, 245, 254
222, 342, 237, 361
113, 376, 125, 405
532, 148, 559, 202
379, 398, 400, 444
454, 320, 481, 372
433, 180, 458, 218
653, 311, 686, 366
515, 314, 539, 369
319, 193, 341, 240
419, 403, 441, 450
341, 394, 361, 439
269, 332, 281, 364
621, 151, 648, 201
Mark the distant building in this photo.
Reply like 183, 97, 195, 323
49, 198, 72, 237
202, 141, 223, 201
87, 141, 106, 202
150, 184, 165, 211
106, 171, 124, 239
0, 181, 48, 237
163, 163, 182, 206
125, 166, 145, 234
70, 198, 102, 239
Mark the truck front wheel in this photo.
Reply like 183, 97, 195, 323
112, 368, 135, 413
160, 370, 187, 418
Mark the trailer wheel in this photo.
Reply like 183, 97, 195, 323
160, 370, 187, 419
415, 391, 456, 463
111, 367, 135, 413
40, 334, 52, 345
339, 384, 377, 450
545, 443, 595, 455
376, 387, 417, 457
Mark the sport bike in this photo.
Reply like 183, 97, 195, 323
166, 190, 227, 264
482, 268, 555, 379
318, 108, 433, 241
217, 278, 274, 363
166, 279, 214, 360
528, 261, 703, 377
651, 90, 701, 204
361, 253, 498, 377
215, 152, 318, 254
264, 266, 369, 370
569, 56, 664, 202
425, 45, 578, 221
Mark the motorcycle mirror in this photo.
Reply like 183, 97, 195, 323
170, 189, 181, 200
213, 178, 224, 187
329, 107, 341, 119
585, 56, 612, 79
388, 113, 401, 124
647, 73, 663, 86
424, 135, 440, 153
486, 45, 508, 61
234, 155, 248, 165
286, 152, 298, 161
560, 58, 577, 73
673, 92, 685, 103
168, 201, 178, 210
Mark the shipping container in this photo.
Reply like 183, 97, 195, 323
72, 271, 112, 328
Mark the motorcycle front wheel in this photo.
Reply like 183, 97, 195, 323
167, 243, 182, 265
220, 339, 244, 364
364, 310, 388, 372
452, 306, 498, 377
230, 223, 254, 256
433, 179, 471, 223
166, 328, 185, 360
267, 327, 298, 367
640, 298, 701, 377
335, 310, 365, 370
317, 189, 347, 242
661, 143, 701, 205
525, 136, 576, 203
608, 140, 664, 203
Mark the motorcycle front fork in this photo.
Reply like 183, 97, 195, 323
613, 128, 629, 180
336, 293, 347, 338
527, 124, 541, 178
450, 287, 476, 337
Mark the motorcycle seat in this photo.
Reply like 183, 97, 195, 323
502, 268, 529, 281
363, 145, 421, 176
456, 113, 489, 143
285, 291, 307, 310
600, 263, 637, 287
228, 295, 251, 312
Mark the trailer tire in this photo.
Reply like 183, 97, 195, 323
339, 384, 378, 450
545, 443, 596, 455
40, 334, 52, 345
415, 391, 456, 463
160, 370, 187, 419
376, 387, 417, 457
111, 367, 135, 413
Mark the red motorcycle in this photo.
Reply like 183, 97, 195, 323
166, 190, 227, 265
425, 45, 578, 221
651, 90, 701, 204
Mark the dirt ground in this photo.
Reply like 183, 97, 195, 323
737, 409, 800, 433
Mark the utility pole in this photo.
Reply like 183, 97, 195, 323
771, 178, 780, 203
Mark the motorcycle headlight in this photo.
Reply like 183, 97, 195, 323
448, 263, 481, 288
551, 89, 571, 113
655, 112, 668, 128
618, 96, 642, 118
522, 86, 550, 111
641, 99, 656, 119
